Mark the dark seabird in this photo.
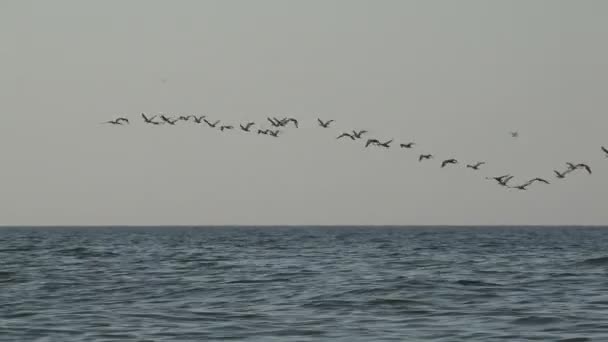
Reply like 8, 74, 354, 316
161, 115, 178, 125
466, 162, 486, 170
318, 119, 334, 128
441, 159, 458, 168
418, 154, 433, 162
352, 130, 368, 139
240, 122, 255, 132
400, 142, 415, 149
337, 133, 356, 140
203, 119, 220, 128
220, 125, 234, 131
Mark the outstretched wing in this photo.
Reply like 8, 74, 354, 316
602, 146, 608, 154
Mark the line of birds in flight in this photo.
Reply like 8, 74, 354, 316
103, 114, 608, 191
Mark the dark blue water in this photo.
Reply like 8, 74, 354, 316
1, 226, 607, 341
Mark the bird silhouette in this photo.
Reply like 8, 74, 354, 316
486, 174, 512, 186
220, 125, 234, 131
318, 119, 334, 128
352, 130, 368, 139
466, 162, 486, 170
203, 119, 220, 128
240, 122, 255, 132
141, 113, 160, 125
419, 154, 433, 162
102, 119, 125, 125
365, 139, 380, 148
602, 146, 608, 157
441, 159, 458, 168
400, 142, 415, 149
286, 118, 298, 128
268, 130, 280, 137
337, 133, 356, 140
575, 163, 592, 174
160, 115, 178, 125
378, 139, 393, 148
510, 131, 519, 138
267, 117, 282, 127
257, 129, 269, 135
554, 170, 569, 179
191, 115, 206, 124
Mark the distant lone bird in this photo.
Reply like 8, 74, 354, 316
466, 162, 486, 170
352, 130, 368, 139
141, 113, 160, 125
203, 119, 220, 128
220, 125, 234, 131
400, 142, 415, 149
510, 131, 519, 138
602, 146, 608, 157
318, 119, 334, 128
337, 132, 356, 140
240, 122, 255, 132
419, 154, 433, 162
161, 115, 178, 125
441, 159, 458, 168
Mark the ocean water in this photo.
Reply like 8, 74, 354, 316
1, 226, 607, 342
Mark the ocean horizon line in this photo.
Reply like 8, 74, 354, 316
1, 224, 607, 228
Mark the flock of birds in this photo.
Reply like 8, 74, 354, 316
103, 114, 607, 191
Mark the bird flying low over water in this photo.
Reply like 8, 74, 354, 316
400, 142, 415, 149
466, 162, 486, 170
317, 119, 334, 128
337, 132, 356, 140
441, 159, 458, 168
240, 122, 255, 132
419, 154, 433, 162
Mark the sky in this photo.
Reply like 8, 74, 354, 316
0, 0, 607, 226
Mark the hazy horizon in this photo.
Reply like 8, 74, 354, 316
1, 0, 607, 226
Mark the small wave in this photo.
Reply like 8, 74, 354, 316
557, 338, 590, 342
581, 256, 608, 266
456, 280, 501, 287
511, 316, 560, 325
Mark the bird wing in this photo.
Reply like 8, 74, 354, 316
337, 133, 349, 139
602, 146, 608, 154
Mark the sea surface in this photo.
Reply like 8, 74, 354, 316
1, 226, 607, 342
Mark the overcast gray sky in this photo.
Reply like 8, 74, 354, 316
1, 0, 607, 226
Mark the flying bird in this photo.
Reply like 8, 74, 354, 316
257, 129, 269, 135
352, 130, 368, 139
575, 163, 592, 174
268, 130, 280, 137
554, 170, 569, 179
337, 133, 356, 140
378, 139, 393, 148
240, 122, 255, 132
602, 146, 608, 157
486, 174, 512, 186
220, 125, 234, 131
466, 162, 486, 170
441, 159, 458, 168
400, 142, 415, 149
286, 118, 298, 128
141, 113, 159, 124
419, 154, 433, 162
318, 119, 334, 128
267, 117, 282, 127
529, 177, 550, 185
160, 115, 178, 125
203, 119, 220, 128
510, 131, 519, 138
365, 139, 380, 148
102, 119, 125, 125
191, 115, 206, 124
